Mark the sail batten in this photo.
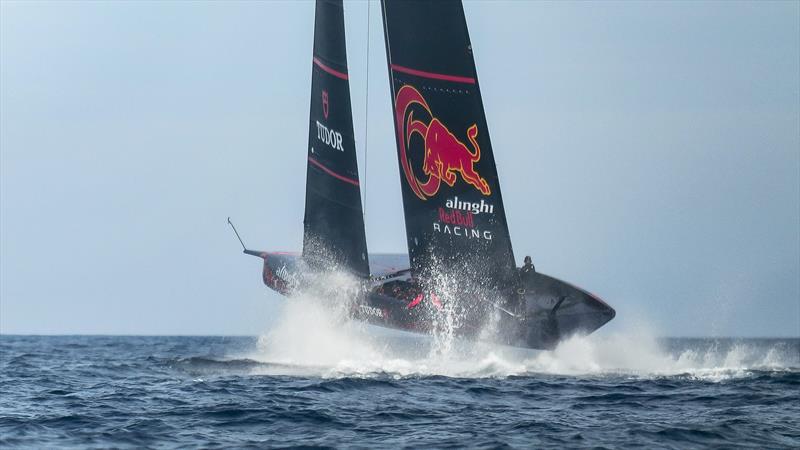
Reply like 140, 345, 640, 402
389, 64, 476, 84
313, 57, 349, 80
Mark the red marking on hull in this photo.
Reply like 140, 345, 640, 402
430, 293, 443, 310
407, 293, 423, 309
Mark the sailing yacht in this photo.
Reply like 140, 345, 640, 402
231, 0, 615, 350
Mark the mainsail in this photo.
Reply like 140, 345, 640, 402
303, 0, 369, 277
381, 0, 516, 290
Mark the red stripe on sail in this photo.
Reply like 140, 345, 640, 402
308, 157, 359, 186
390, 64, 475, 84
313, 57, 348, 80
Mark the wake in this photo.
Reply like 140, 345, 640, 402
243, 294, 798, 381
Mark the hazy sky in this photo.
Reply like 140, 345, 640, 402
1, 1, 798, 337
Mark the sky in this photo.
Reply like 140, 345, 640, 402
1, 0, 798, 337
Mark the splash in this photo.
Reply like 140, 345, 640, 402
244, 291, 798, 381
524, 332, 798, 380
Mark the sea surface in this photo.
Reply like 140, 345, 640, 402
2, 301, 799, 448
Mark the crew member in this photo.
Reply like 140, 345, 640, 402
521, 255, 535, 273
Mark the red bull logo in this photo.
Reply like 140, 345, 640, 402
394, 85, 491, 201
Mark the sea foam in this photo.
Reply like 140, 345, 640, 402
247, 291, 798, 381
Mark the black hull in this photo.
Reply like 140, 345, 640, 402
355, 274, 614, 351
258, 252, 614, 350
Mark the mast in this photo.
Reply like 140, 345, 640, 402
303, 0, 370, 278
380, 0, 516, 291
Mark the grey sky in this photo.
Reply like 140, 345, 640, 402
1, 1, 798, 337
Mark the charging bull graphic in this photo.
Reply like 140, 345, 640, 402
394, 85, 491, 201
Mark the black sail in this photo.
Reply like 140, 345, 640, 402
303, 0, 369, 278
381, 0, 516, 291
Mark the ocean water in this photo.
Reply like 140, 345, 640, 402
2, 300, 798, 448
